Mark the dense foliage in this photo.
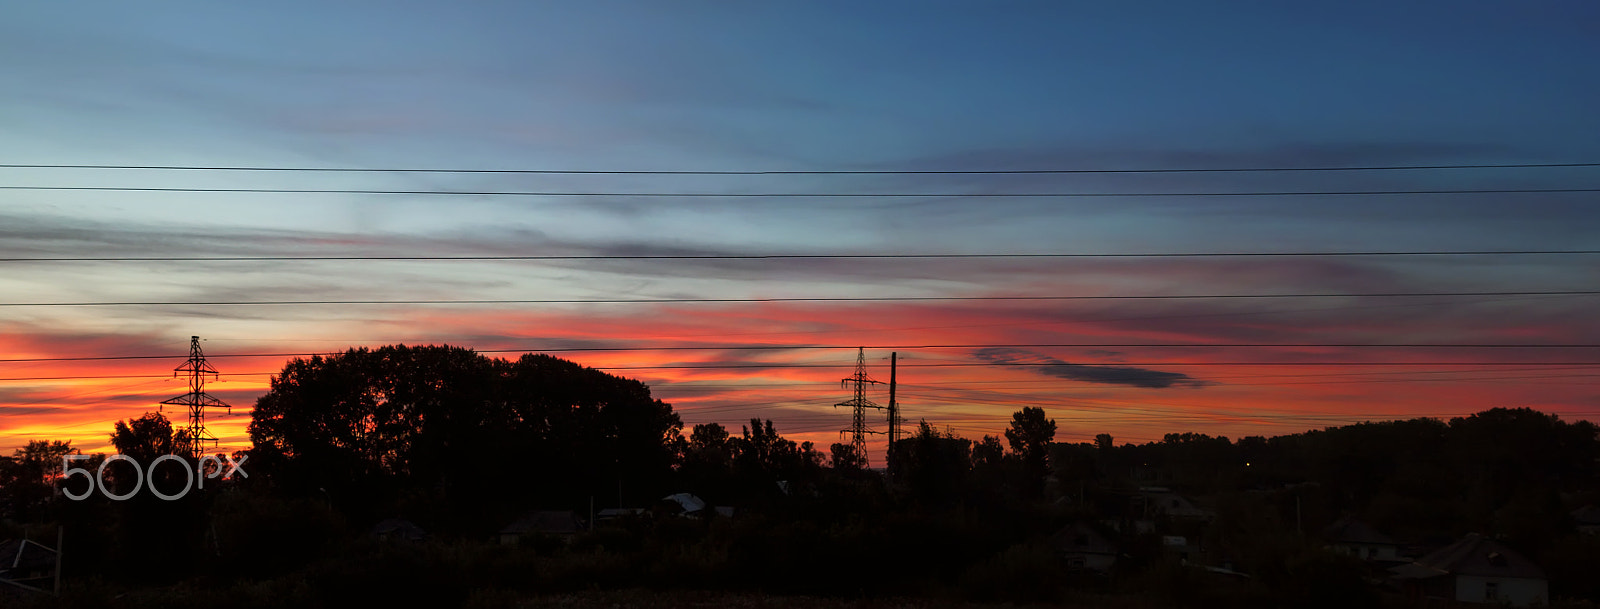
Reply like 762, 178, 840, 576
248, 345, 683, 527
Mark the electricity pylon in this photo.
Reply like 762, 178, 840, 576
834, 347, 884, 467
160, 336, 231, 461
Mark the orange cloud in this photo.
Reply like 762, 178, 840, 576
4, 295, 1598, 464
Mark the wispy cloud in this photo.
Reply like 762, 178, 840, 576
972, 347, 1208, 389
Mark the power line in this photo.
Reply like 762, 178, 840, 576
656, 365, 1600, 386
0, 373, 275, 382
131, 290, 1597, 345
895, 392, 1347, 422
506, 342, 1600, 349
5, 249, 1600, 262
5, 343, 1600, 364
4, 161, 1597, 174
18, 372, 1593, 425
12, 368, 1599, 385
0, 377, 173, 419
6, 361, 1600, 382
395, 361, 1600, 368
1205, 373, 1600, 386
893, 387, 1600, 425
1, 289, 1596, 307
596, 293, 1590, 341
902, 365, 1600, 383
5, 185, 1599, 197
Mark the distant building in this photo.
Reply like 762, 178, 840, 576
1128, 464, 1175, 485
1322, 516, 1402, 562
655, 493, 734, 519
1390, 533, 1548, 607
591, 495, 732, 524
1049, 522, 1118, 573
595, 507, 647, 521
498, 510, 582, 545
1134, 487, 1214, 522
658, 492, 708, 516
370, 518, 427, 543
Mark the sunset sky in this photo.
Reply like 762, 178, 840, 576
3, 1, 1599, 463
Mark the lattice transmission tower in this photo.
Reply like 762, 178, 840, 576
160, 336, 231, 461
834, 347, 885, 467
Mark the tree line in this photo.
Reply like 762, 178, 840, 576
4, 344, 1599, 607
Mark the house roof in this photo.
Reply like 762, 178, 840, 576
661, 493, 707, 514
1323, 516, 1397, 546
1050, 522, 1118, 555
500, 511, 581, 535
1138, 490, 1212, 519
1390, 533, 1545, 580
371, 518, 427, 540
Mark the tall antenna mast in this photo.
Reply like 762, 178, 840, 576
160, 336, 231, 461
834, 347, 884, 467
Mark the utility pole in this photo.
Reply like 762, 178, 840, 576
834, 347, 884, 468
885, 352, 901, 471
160, 336, 231, 462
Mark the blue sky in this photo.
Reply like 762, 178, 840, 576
8, 1, 1599, 169
2, 1, 1598, 456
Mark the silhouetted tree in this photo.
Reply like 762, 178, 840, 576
1005, 407, 1055, 496
682, 422, 736, 499
248, 345, 681, 523
108, 411, 191, 500
104, 411, 206, 581
1095, 433, 1114, 451
799, 441, 824, 468
972, 435, 1004, 469
967, 435, 1010, 505
893, 421, 972, 506
690, 422, 731, 454
1049, 442, 1098, 489
734, 418, 799, 476
502, 353, 682, 509
111, 411, 177, 464
0, 440, 77, 521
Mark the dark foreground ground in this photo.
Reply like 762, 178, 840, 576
6, 587, 1419, 609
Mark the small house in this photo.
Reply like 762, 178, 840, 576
1049, 522, 1118, 573
371, 518, 427, 543
595, 507, 647, 521
655, 493, 734, 519
1390, 533, 1547, 607
1134, 487, 1213, 522
659, 492, 708, 516
1323, 516, 1402, 562
498, 510, 582, 545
